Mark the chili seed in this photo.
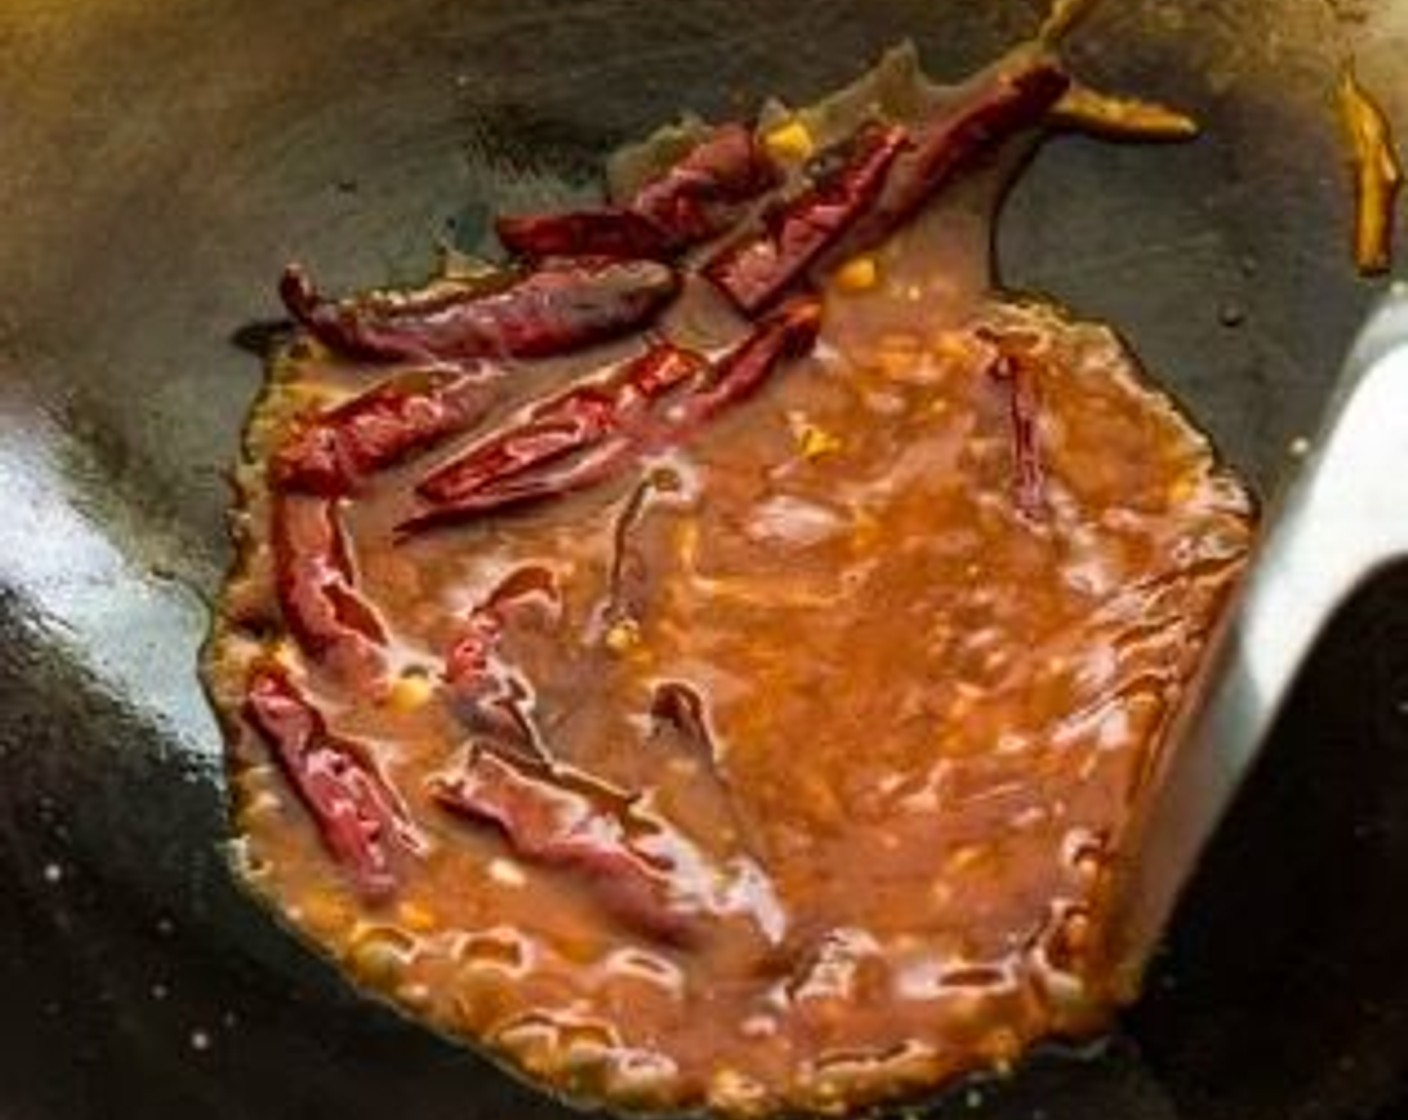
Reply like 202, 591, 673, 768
764, 120, 815, 161
833, 255, 880, 293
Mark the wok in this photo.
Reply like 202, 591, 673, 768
3, 0, 1408, 1117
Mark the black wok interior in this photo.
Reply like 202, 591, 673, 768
3, 0, 1408, 1116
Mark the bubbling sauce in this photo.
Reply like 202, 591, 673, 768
205, 40, 1254, 1120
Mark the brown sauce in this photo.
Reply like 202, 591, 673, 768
204, 39, 1255, 1119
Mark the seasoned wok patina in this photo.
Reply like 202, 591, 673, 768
203, 33, 1254, 1118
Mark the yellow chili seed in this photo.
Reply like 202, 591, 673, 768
832, 255, 879, 293
604, 617, 642, 654
397, 900, 437, 932
944, 844, 985, 874
1167, 474, 1200, 506
764, 119, 815, 161
795, 422, 843, 461
385, 670, 435, 713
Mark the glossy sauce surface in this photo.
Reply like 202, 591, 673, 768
205, 47, 1255, 1119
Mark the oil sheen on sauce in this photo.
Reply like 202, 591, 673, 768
204, 44, 1256, 1119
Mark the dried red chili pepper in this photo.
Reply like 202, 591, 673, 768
444, 566, 561, 752
631, 122, 782, 246
601, 467, 683, 629
272, 369, 494, 497
401, 344, 706, 532
661, 297, 822, 430
244, 666, 422, 899
273, 495, 389, 684
987, 346, 1047, 518
648, 680, 753, 839
496, 123, 780, 260
650, 680, 713, 759
495, 209, 672, 262
833, 57, 1070, 260
430, 747, 701, 944
703, 124, 909, 314
398, 299, 821, 534
279, 256, 680, 364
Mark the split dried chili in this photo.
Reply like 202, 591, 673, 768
245, 666, 421, 899
431, 746, 701, 945
660, 297, 822, 431
830, 57, 1070, 261
401, 343, 706, 531
444, 566, 561, 752
986, 340, 1048, 518
631, 123, 782, 246
272, 368, 493, 497
496, 123, 780, 260
703, 124, 909, 314
280, 256, 681, 364
273, 494, 389, 685
602, 467, 683, 629
399, 298, 821, 534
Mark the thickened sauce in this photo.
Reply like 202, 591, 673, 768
205, 43, 1255, 1119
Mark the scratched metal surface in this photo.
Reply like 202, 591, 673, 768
1, 0, 1407, 1117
